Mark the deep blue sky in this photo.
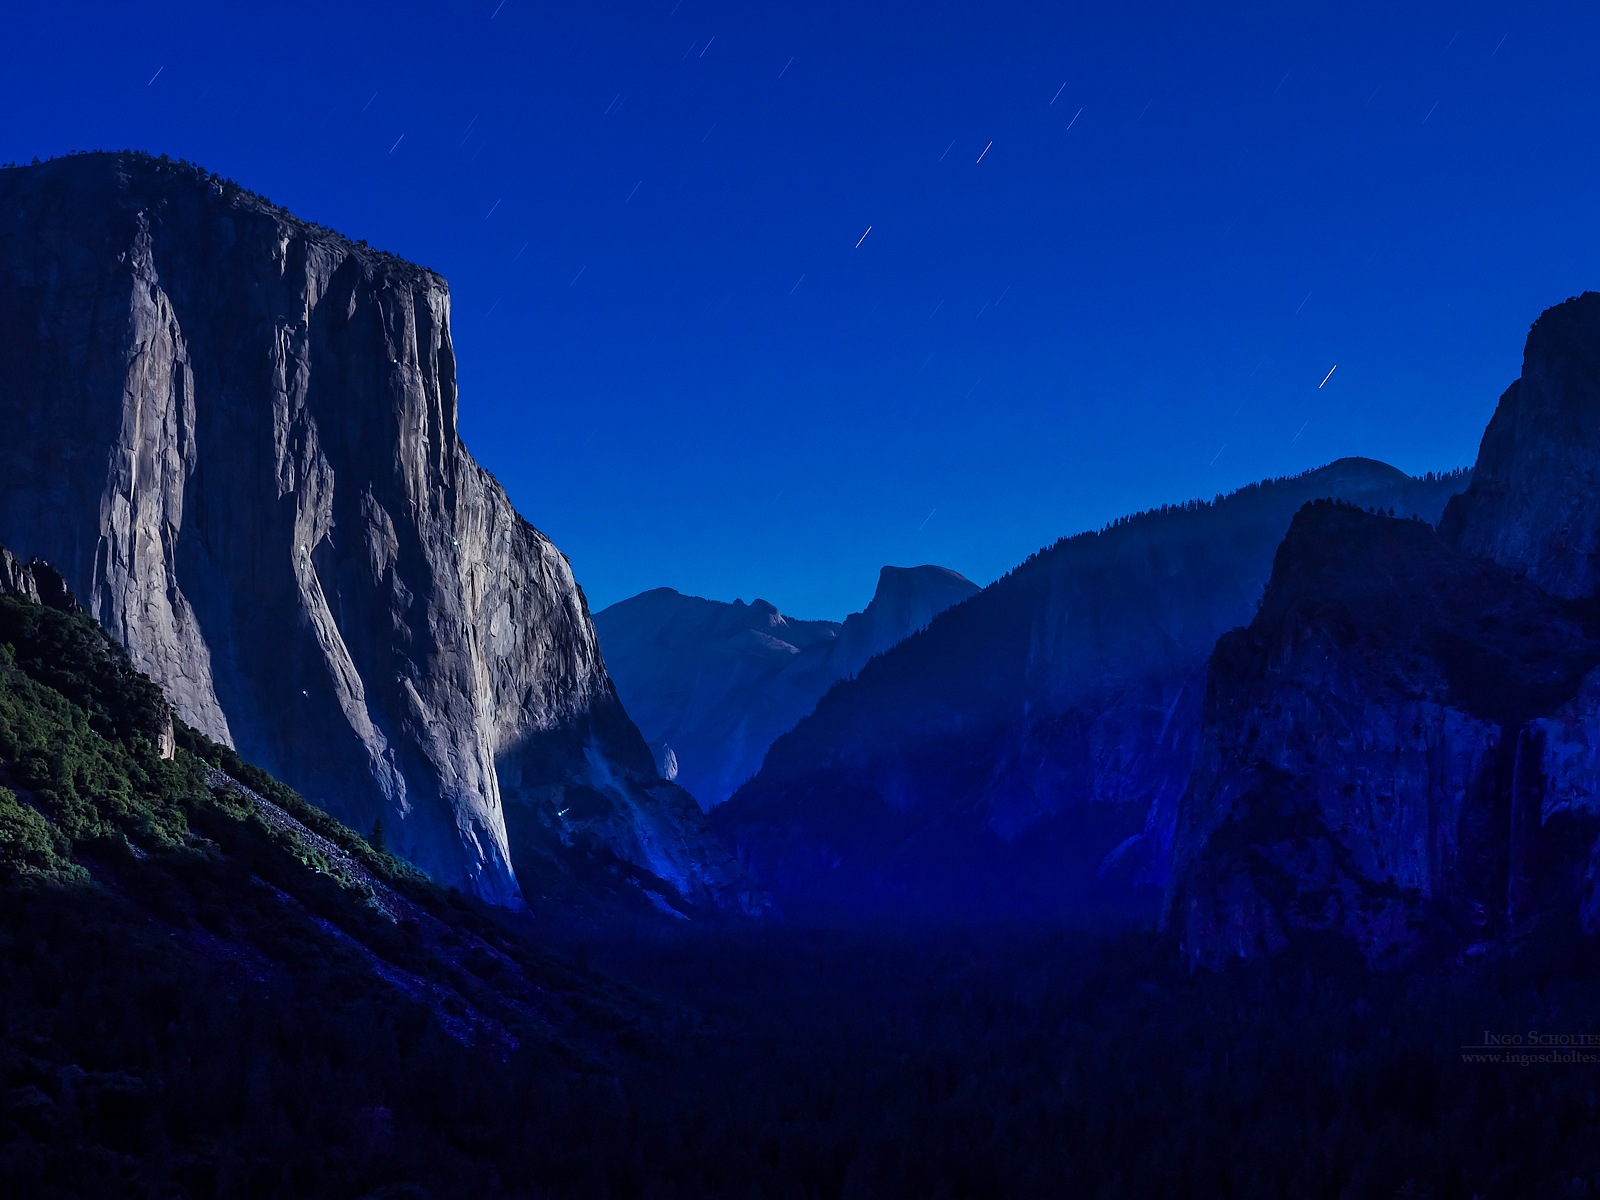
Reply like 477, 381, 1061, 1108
4, 1, 1596, 617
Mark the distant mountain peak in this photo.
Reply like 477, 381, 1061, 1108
871, 563, 976, 599
1309, 456, 1414, 485
843, 565, 980, 666
595, 564, 977, 810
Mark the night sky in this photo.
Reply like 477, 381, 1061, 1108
4, 1, 1596, 617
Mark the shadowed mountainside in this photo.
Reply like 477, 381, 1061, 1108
1172, 294, 1600, 965
1167, 501, 1600, 967
717, 458, 1469, 919
596, 565, 978, 809
1443, 292, 1600, 599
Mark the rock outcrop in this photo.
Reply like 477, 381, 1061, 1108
716, 459, 1469, 918
1172, 296, 1600, 965
1442, 293, 1600, 597
830, 565, 980, 682
0, 547, 76, 612
596, 565, 977, 809
0, 152, 744, 908
1166, 503, 1600, 967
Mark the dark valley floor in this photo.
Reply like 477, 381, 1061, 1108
10, 903, 1600, 1198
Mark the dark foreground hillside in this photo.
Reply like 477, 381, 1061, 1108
5, 551, 1600, 1198
0, 556, 660, 1195
12, 909, 1600, 1198
572, 922, 1600, 1200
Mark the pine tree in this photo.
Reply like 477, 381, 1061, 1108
368, 815, 388, 855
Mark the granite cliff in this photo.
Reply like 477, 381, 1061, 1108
0, 151, 744, 909
1170, 295, 1600, 965
595, 564, 977, 809
717, 459, 1468, 917
1166, 502, 1600, 967
1442, 293, 1600, 598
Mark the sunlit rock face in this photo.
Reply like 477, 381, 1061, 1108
596, 565, 978, 810
1444, 293, 1600, 598
0, 152, 746, 909
1166, 503, 1600, 968
717, 459, 1469, 918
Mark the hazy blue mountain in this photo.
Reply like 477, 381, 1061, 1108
596, 565, 978, 809
716, 458, 1470, 919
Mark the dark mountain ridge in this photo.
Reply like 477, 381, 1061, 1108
717, 457, 1470, 918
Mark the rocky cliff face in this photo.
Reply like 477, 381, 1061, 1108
1171, 297, 1600, 965
0, 152, 744, 909
715, 460, 1469, 918
828, 565, 980, 681
596, 565, 977, 809
1166, 503, 1600, 967
1443, 293, 1600, 598
0, 548, 75, 612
